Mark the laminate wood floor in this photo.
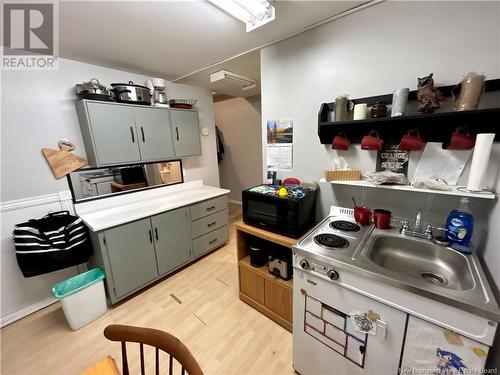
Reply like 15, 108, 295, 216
0, 222, 294, 375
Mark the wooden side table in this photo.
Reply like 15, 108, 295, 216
235, 220, 296, 332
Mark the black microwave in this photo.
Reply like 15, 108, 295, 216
242, 184, 317, 238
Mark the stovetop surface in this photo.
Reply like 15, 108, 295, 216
296, 215, 373, 264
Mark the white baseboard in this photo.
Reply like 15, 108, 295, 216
1, 297, 58, 327
228, 199, 242, 205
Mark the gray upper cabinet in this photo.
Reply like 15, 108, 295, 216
83, 102, 141, 166
103, 218, 159, 299
134, 107, 175, 162
76, 100, 180, 167
151, 207, 192, 275
171, 109, 202, 157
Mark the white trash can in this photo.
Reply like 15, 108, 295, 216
52, 268, 107, 330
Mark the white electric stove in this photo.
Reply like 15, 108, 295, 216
292, 206, 407, 374
292, 206, 494, 375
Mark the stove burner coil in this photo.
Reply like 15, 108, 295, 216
330, 220, 360, 232
314, 234, 349, 249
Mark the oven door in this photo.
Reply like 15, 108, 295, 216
293, 269, 407, 375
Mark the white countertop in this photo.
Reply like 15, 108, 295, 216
75, 180, 229, 232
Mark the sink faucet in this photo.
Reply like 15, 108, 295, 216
414, 210, 422, 232
400, 210, 432, 240
400, 211, 450, 245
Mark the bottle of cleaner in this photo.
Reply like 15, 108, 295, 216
445, 197, 474, 253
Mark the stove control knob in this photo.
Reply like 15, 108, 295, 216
300, 259, 310, 270
327, 269, 339, 281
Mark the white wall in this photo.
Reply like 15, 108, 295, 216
261, 2, 500, 359
0, 57, 219, 202
0, 57, 219, 324
214, 96, 262, 202
0, 192, 78, 326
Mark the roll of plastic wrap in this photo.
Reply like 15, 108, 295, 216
466, 133, 495, 191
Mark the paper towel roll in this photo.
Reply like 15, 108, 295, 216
467, 133, 495, 191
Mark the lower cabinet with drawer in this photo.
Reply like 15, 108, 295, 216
192, 226, 229, 257
88, 195, 229, 304
190, 196, 229, 257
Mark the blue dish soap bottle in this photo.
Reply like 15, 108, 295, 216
445, 197, 474, 253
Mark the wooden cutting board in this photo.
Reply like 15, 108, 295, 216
42, 140, 88, 179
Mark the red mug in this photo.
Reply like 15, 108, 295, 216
361, 131, 383, 151
444, 127, 475, 150
373, 209, 391, 229
399, 129, 425, 151
354, 206, 371, 225
332, 132, 350, 150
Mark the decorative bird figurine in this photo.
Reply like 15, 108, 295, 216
417, 73, 444, 113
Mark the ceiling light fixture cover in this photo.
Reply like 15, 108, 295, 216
210, 70, 256, 90
209, 0, 275, 32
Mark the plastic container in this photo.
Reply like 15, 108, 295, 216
52, 268, 106, 330
445, 197, 474, 253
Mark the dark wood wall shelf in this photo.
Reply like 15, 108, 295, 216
318, 79, 500, 145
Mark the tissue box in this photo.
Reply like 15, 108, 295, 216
324, 170, 361, 181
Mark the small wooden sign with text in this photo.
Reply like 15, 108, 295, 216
376, 146, 409, 176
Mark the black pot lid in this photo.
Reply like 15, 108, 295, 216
110, 81, 150, 90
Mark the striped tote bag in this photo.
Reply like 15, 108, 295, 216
13, 211, 92, 277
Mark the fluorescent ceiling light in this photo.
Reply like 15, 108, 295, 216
210, 70, 256, 90
209, 0, 275, 32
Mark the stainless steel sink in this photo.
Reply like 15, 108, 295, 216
364, 234, 475, 291
295, 219, 500, 321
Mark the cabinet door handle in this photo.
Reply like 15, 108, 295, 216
148, 229, 153, 243
155, 228, 159, 241
130, 126, 135, 143
206, 206, 216, 212
209, 238, 218, 245
175, 126, 179, 141
140, 126, 145, 142
207, 221, 217, 227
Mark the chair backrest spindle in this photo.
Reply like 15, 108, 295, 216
121, 341, 129, 375
140, 343, 145, 375
155, 347, 160, 375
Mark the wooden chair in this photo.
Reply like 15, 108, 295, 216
103, 324, 204, 375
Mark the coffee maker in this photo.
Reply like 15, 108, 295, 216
149, 78, 169, 106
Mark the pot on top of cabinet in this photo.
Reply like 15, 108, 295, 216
75, 78, 114, 102
111, 81, 151, 105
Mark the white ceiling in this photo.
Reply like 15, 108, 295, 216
59, 0, 368, 89
180, 50, 261, 98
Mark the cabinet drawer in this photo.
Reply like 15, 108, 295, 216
192, 226, 228, 257
191, 209, 228, 238
264, 279, 292, 323
190, 195, 228, 221
239, 266, 265, 305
